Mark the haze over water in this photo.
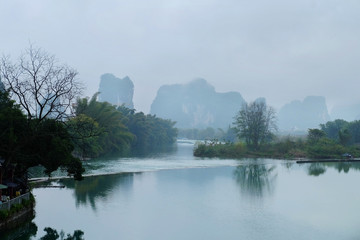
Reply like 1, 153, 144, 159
9, 141, 360, 240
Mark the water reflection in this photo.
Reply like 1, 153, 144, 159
307, 163, 327, 176
1, 221, 37, 240
1, 222, 85, 240
39, 227, 84, 240
333, 162, 351, 173
59, 173, 137, 211
233, 164, 277, 198
281, 161, 295, 170
307, 162, 360, 176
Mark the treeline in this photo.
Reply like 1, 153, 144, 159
194, 133, 360, 159
178, 127, 237, 142
0, 90, 177, 180
194, 119, 360, 159
68, 93, 178, 158
320, 119, 360, 145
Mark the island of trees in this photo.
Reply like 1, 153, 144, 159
194, 101, 360, 159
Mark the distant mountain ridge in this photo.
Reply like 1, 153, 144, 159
98, 73, 134, 109
95, 74, 336, 131
150, 79, 245, 129
278, 96, 330, 131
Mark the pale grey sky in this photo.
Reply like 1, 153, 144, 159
1, 0, 360, 113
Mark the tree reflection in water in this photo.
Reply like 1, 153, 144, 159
307, 163, 327, 176
334, 162, 351, 173
59, 172, 138, 211
39, 227, 84, 240
233, 164, 277, 198
307, 162, 360, 176
0, 222, 84, 240
0, 221, 37, 240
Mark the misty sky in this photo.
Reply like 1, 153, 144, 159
1, 0, 360, 113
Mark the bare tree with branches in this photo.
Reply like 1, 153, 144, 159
0, 45, 83, 121
234, 100, 277, 150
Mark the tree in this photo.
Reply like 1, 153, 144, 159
0, 90, 84, 181
67, 114, 102, 159
320, 119, 349, 142
348, 120, 360, 144
73, 94, 134, 156
118, 105, 177, 152
0, 90, 28, 181
234, 101, 277, 150
307, 128, 326, 143
0, 45, 83, 121
338, 128, 351, 146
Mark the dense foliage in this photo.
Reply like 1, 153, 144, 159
0, 90, 84, 180
69, 94, 134, 158
320, 119, 360, 145
194, 129, 360, 159
118, 105, 177, 152
69, 94, 178, 158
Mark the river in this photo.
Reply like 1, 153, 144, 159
2, 140, 360, 239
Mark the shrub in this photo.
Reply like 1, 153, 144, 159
0, 209, 9, 220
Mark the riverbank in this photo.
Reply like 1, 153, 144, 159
0, 193, 35, 232
193, 140, 360, 160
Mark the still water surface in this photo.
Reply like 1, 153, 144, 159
4, 141, 360, 239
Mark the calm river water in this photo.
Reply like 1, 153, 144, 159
3, 141, 360, 239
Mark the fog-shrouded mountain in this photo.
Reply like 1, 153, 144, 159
330, 104, 360, 121
98, 73, 134, 109
150, 78, 245, 129
278, 96, 330, 131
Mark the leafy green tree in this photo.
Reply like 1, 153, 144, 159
74, 94, 133, 156
320, 119, 349, 141
24, 119, 84, 179
0, 45, 85, 180
0, 90, 84, 180
306, 137, 346, 159
67, 114, 102, 159
71, 95, 177, 157
118, 105, 177, 152
307, 128, 326, 144
0, 90, 28, 171
234, 101, 277, 150
348, 120, 360, 144
339, 128, 351, 146
320, 119, 360, 145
